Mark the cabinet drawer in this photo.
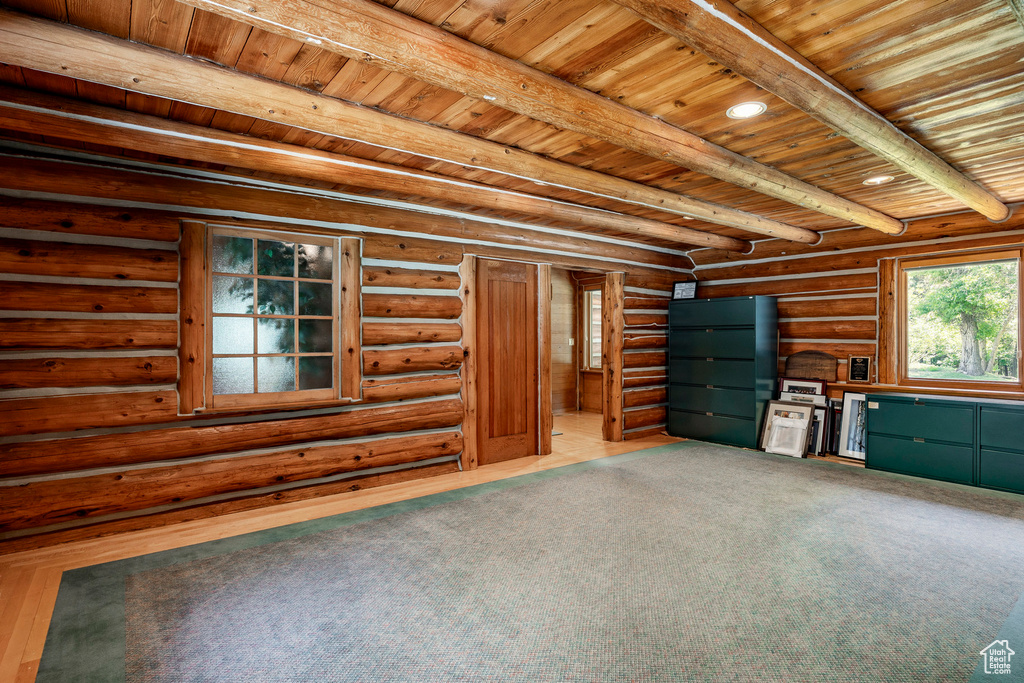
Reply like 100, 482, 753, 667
668, 359, 755, 388
670, 328, 754, 359
669, 385, 755, 418
866, 434, 974, 484
867, 399, 974, 444
670, 298, 755, 329
979, 406, 1024, 452
668, 409, 758, 448
978, 448, 1024, 494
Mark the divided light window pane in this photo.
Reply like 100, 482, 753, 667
905, 258, 1019, 382
209, 229, 337, 399
585, 289, 602, 370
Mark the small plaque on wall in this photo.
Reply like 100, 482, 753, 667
672, 281, 696, 299
848, 355, 871, 383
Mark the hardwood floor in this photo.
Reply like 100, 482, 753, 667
0, 411, 679, 682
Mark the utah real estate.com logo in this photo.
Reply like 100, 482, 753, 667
980, 639, 1015, 675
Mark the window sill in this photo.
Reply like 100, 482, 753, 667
192, 396, 362, 417
827, 382, 1024, 403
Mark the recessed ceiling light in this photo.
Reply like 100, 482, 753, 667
863, 174, 895, 186
726, 102, 767, 119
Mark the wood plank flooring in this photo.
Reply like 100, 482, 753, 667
0, 412, 679, 682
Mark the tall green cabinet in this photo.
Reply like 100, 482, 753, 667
667, 296, 778, 448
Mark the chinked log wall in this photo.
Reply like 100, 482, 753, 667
691, 207, 1024, 395
0, 155, 692, 550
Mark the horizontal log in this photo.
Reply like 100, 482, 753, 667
777, 297, 876, 319
360, 233, 464, 266
0, 431, 463, 532
623, 372, 667, 389
0, 398, 464, 478
361, 374, 462, 403
361, 322, 462, 345
698, 273, 878, 298
690, 208, 1024, 268
779, 341, 876, 359
0, 318, 177, 349
624, 312, 668, 328
623, 386, 667, 408
362, 293, 462, 319
623, 351, 667, 369
0, 356, 176, 389
0, 280, 177, 314
623, 425, 669, 441
625, 296, 670, 310
0, 390, 177, 437
697, 251, 880, 282
623, 331, 667, 349
623, 406, 666, 431
0, 195, 181, 241
363, 345, 464, 375
0, 460, 460, 553
0, 237, 178, 282
363, 265, 461, 289
778, 319, 877, 340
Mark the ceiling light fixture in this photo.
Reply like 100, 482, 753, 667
726, 102, 767, 119
863, 174, 895, 186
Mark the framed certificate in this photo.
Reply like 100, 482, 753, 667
847, 356, 871, 383
672, 281, 696, 300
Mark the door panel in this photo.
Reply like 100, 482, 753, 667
477, 259, 538, 465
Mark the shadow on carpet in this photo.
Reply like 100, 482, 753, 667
38, 441, 1024, 682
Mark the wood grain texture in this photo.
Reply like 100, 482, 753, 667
0, 431, 463, 532
877, 258, 898, 384
362, 345, 464, 375
362, 293, 462, 319
538, 264, 552, 455
0, 281, 176, 314
623, 386, 666, 408
360, 374, 462, 403
339, 237, 362, 399
0, 356, 176, 390
602, 272, 625, 441
623, 405, 666, 431
0, 398, 463, 478
0, 237, 177, 282
361, 322, 462, 345
178, 221, 205, 414
0, 390, 177, 437
0, 318, 178, 349
458, 254, 478, 470
363, 265, 460, 289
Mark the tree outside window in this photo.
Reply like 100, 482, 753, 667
902, 251, 1020, 387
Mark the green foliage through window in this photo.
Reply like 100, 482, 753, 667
905, 258, 1018, 382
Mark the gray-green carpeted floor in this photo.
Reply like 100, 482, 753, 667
39, 442, 1024, 682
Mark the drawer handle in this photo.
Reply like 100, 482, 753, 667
706, 328, 713, 333
706, 357, 714, 362
706, 384, 714, 389
914, 437, 925, 443
706, 412, 714, 417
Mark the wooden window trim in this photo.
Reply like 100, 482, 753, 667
581, 285, 603, 371
892, 246, 1024, 395
178, 222, 361, 414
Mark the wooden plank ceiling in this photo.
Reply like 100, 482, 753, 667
0, 0, 1021, 252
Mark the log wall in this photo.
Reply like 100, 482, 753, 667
0, 154, 692, 549
691, 207, 1024, 396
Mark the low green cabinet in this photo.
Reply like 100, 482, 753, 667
667, 296, 777, 448
866, 393, 1024, 495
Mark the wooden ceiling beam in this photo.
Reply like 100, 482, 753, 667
173, 0, 903, 234
611, 0, 1011, 223
0, 87, 748, 251
0, 8, 818, 245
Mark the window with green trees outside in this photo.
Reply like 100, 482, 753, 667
901, 250, 1021, 388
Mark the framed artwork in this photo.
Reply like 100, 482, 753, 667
761, 401, 814, 458
847, 356, 872, 383
778, 377, 826, 395
810, 407, 827, 456
839, 392, 867, 460
779, 391, 827, 407
672, 281, 697, 300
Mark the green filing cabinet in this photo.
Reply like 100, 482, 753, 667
866, 394, 1024, 495
667, 296, 777, 448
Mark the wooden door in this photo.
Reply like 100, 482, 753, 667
476, 259, 538, 465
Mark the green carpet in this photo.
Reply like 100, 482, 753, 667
37, 442, 1024, 682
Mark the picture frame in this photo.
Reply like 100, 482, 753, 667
810, 407, 826, 456
847, 355, 871, 383
779, 391, 828, 407
838, 392, 867, 460
760, 401, 814, 458
672, 281, 697, 300
778, 377, 826, 395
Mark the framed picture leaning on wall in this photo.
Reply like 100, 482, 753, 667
761, 401, 814, 458
839, 392, 868, 460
